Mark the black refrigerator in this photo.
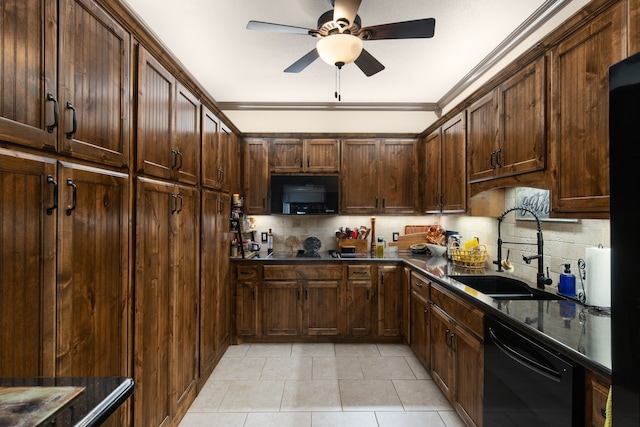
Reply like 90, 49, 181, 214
609, 51, 640, 425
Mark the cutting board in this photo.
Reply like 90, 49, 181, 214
404, 225, 430, 235
388, 232, 429, 250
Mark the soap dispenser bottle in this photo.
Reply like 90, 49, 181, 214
558, 263, 576, 298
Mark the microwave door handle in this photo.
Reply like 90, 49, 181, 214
488, 326, 561, 382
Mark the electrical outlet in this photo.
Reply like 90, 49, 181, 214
261, 232, 268, 242
392, 232, 400, 242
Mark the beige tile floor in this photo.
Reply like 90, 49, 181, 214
178, 343, 466, 427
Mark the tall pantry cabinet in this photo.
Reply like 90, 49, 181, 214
0, 0, 131, 381
1, 0, 238, 425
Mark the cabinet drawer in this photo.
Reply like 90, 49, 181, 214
431, 284, 483, 337
347, 265, 372, 280
410, 272, 430, 300
263, 264, 342, 280
237, 265, 258, 280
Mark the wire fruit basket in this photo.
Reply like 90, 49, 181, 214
449, 242, 488, 270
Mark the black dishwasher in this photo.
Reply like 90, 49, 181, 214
484, 316, 584, 426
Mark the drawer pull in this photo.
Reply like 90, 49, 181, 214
600, 408, 606, 419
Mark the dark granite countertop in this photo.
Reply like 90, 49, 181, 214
0, 377, 134, 427
232, 250, 612, 378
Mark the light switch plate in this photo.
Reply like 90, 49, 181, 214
392, 232, 400, 242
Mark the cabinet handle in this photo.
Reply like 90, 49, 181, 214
300, 157, 303, 168
415, 282, 423, 287
366, 287, 370, 299
304, 286, 308, 300
380, 272, 384, 286
297, 288, 301, 300
353, 271, 367, 275
495, 148, 502, 167
176, 150, 183, 170
262, 198, 266, 208
65, 178, 76, 216
375, 196, 379, 208
307, 155, 310, 168
251, 288, 255, 301
176, 194, 183, 214
600, 408, 606, 419
65, 102, 77, 139
46, 175, 58, 215
382, 197, 386, 208
171, 193, 178, 214
423, 308, 429, 325
46, 93, 59, 133
445, 328, 451, 348
171, 149, 179, 170
451, 333, 457, 352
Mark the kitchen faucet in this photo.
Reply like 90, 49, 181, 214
493, 206, 553, 289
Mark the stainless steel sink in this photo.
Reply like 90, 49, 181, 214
452, 275, 562, 301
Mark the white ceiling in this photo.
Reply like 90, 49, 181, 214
122, 0, 589, 134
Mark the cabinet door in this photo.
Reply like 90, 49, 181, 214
56, 162, 129, 379
235, 280, 260, 337
243, 138, 269, 214
380, 139, 418, 214
215, 192, 231, 350
453, 324, 483, 427
304, 138, 340, 173
377, 265, 403, 337
137, 47, 175, 181
550, 3, 625, 215
341, 139, 378, 214
134, 178, 173, 427
430, 304, 454, 401
467, 91, 499, 183
174, 84, 200, 185
346, 280, 373, 337
201, 108, 221, 189
219, 124, 232, 192
499, 55, 546, 178
441, 113, 466, 213
410, 291, 430, 369
262, 281, 302, 336
200, 190, 219, 375
270, 138, 303, 173
0, 0, 57, 151
304, 280, 342, 336
0, 149, 56, 377
58, 0, 130, 167
423, 130, 442, 213
171, 184, 199, 414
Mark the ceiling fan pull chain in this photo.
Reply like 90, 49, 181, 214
334, 66, 339, 100
334, 65, 342, 101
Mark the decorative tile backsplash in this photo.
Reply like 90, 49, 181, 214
246, 189, 609, 289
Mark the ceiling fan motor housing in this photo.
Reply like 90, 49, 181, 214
316, 10, 362, 37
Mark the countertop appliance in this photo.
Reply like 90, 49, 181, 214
484, 315, 584, 426
609, 51, 640, 424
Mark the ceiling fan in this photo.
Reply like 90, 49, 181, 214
246, 0, 436, 77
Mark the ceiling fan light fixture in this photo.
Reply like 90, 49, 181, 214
316, 34, 363, 67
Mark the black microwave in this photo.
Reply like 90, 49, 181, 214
270, 175, 339, 215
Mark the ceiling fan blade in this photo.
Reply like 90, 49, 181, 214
247, 20, 313, 35
333, 0, 362, 26
354, 49, 385, 77
360, 18, 436, 40
284, 49, 320, 73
